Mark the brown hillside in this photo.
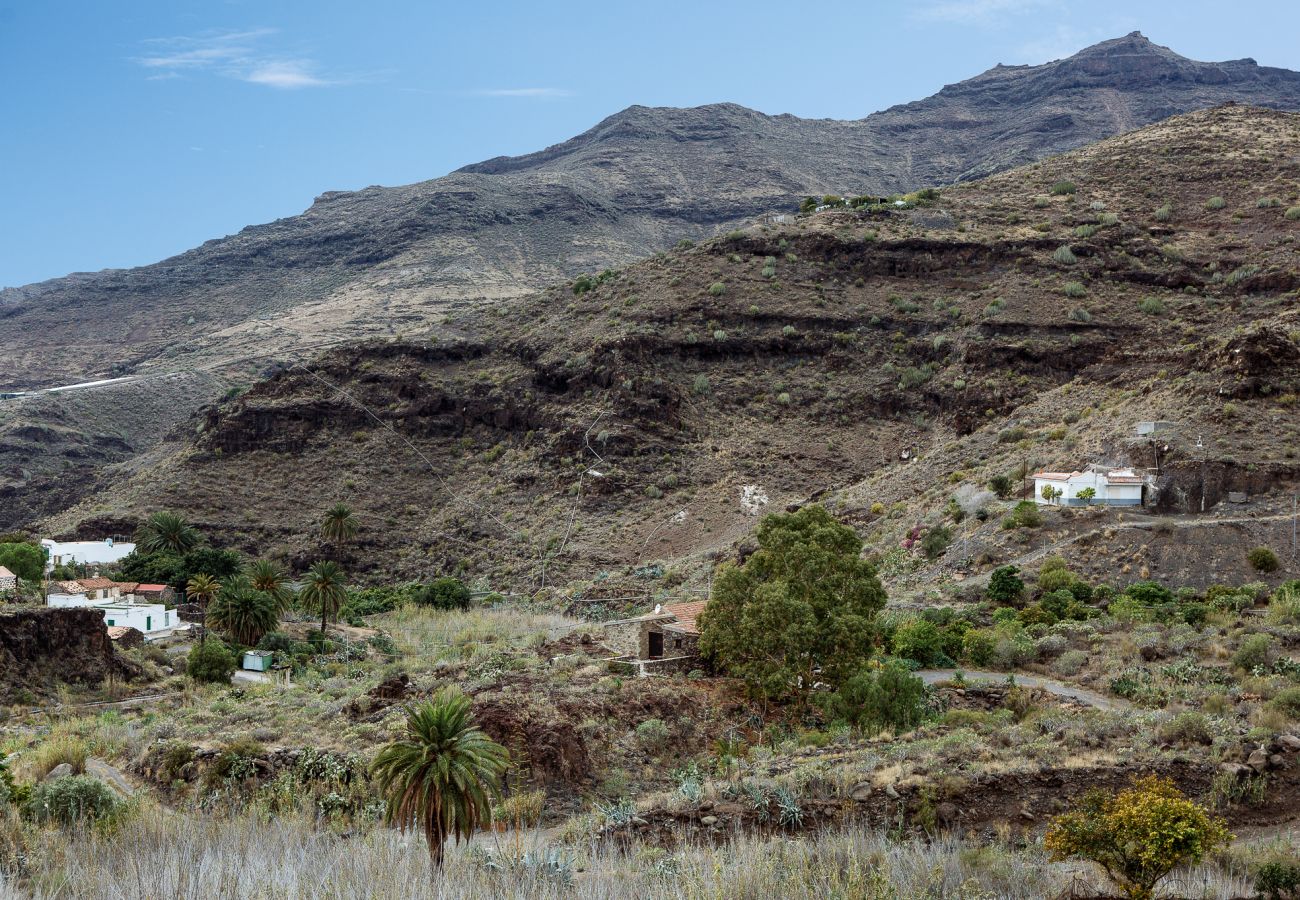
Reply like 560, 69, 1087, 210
49, 105, 1300, 593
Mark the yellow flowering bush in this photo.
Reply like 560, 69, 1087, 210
1044, 775, 1231, 900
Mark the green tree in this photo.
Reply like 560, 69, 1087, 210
1041, 484, 1063, 504
987, 565, 1024, 606
697, 505, 886, 704
987, 474, 1015, 500
370, 691, 509, 869
300, 560, 348, 637
185, 573, 221, 646
186, 638, 237, 684
207, 578, 279, 647
247, 559, 294, 611
133, 511, 201, 555
1076, 486, 1096, 504
1045, 776, 1230, 900
321, 503, 359, 560
0, 541, 46, 582
821, 661, 930, 733
415, 577, 472, 611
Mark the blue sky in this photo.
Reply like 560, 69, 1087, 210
2, 0, 1299, 287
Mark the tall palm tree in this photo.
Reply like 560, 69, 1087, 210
134, 511, 201, 555
247, 559, 294, 612
207, 577, 279, 647
299, 560, 347, 637
320, 503, 359, 561
371, 691, 509, 869
185, 573, 221, 646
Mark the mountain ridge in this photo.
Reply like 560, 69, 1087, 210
6, 33, 1300, 532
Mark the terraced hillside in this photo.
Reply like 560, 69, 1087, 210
47, 105, 1300, 593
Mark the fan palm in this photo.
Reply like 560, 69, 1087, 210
247, 559, 294, 611
371, 691, 509, 869
185, 573, 221, 646
134, 511, 201, 555
207, 577, 279, 647
299, 560, 347, 637
320, 503, 359, 559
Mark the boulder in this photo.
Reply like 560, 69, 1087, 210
45, 763, 73, 781
700, 815, 718, 826
1246, 749, 1270, 773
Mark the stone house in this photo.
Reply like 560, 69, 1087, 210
602, 600, 706, 676
0, 566, 16, 597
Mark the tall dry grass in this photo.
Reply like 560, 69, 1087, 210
0, 804, 1257, 900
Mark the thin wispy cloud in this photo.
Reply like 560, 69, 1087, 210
471, 87, 574, 98
133, 28, 337, 89
912, 0, 1057, 25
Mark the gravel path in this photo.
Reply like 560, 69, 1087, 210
917, 668, 1124, 711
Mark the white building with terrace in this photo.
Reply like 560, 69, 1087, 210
1032, 467, 1146, 507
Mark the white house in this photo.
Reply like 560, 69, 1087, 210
41, 538, 134, 572
92, 602, 177, 637
1032, 468, 1145, 507
46, 581, 181, 639
0, 566, 16, 596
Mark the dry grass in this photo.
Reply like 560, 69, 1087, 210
0, 803, 1259, 899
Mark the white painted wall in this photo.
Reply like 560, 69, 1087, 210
41, 539, 135, 571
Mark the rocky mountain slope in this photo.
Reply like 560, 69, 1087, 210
51, 105, 1300, 592
5, 32, 1300, 397
8, 33, 1300, 534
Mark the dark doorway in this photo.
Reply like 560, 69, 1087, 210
648, 632, 664, 659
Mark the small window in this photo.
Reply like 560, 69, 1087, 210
106, 619, 114, 626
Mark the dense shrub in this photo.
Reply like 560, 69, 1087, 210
962, 629, 997, 667
1002, 501, 1042, 530
26, 776, 120, 827
987, 566, 1025, 605
1158, 711, 1213, 746
187, 639, 237, 684
1248, 546, 1280, 573
1063, 281, 1087, 299
256, 631, 294, 653
920, 525, 952, 560
1255, 858, 1300, 900
890, 619, 953, 668
415, 577, 472, 611
987, 474, 1014, 499
821, 662, 930, 733
635, 719, 670, 754
1138, 297, 1165, 315
1045, 776, 1230, 900
1232, 634, 1274, 672
1050, 180, 1077, 195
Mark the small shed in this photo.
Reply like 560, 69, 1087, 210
242, 650, 274, 672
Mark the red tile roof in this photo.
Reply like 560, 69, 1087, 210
1105, 475, 1144, 483
78, 577, 115, 591
135, 584, 169, 593
663, 601, 708, 635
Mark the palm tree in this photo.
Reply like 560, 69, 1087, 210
371, 691, 509, 869
134, 511, 201, 555
207, 578, 279, 647
247, 559, 294, 612
185, 573, 221, 646
320, 503, 359, 561
299, 560, 347, 637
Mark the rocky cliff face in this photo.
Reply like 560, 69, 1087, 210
0, 607, 138, 701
